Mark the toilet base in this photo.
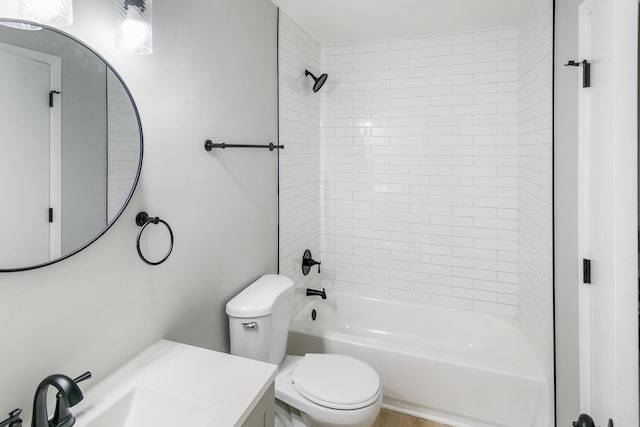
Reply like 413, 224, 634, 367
275, 399, 306, 427
276, 398, 379, 427
300, 405, 380, 427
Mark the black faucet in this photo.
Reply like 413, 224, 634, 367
51, 372, 91, 427
0, 409, 22, 427
306, 288, 327, 299
32, 372, 91, 427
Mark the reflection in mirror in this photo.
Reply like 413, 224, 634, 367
0, 21, 142, 271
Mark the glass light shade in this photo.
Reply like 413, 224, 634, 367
0, 1, 20, 18
116, 0, 152, 55
0, 1, 41, 30
19, 0, 73, 27
0, 20, 42, 30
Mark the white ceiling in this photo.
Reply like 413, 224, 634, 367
271, 0, 530, 45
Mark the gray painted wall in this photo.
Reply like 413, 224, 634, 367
0, 0, 278, 424
554, 0, 581, 424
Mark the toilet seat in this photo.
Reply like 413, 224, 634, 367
291, 354, 380, 410
276, 355, 382, 427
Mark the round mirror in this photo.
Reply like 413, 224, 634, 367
0, 20, 143, 272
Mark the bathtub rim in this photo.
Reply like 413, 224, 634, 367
293, 291, 525, 331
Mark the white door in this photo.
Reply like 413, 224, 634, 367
0, 49, 51, 268
577, 0, 639, 425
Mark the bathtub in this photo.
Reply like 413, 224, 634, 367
286, 293, 548, 427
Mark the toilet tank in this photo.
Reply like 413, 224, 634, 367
226, 274, 294, 364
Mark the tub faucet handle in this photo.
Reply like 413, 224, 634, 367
302, 249, 321, 275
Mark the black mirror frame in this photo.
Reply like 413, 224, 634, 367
0, 18, 144, 273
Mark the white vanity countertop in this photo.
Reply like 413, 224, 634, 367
74, 339, 278, 427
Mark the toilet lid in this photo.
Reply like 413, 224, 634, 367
291, 354, 380, 410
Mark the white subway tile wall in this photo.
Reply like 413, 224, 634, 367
278, 13, 322, 307
320, 28, 522, 316
107, 70, 140, 222
517, 0, 554, 413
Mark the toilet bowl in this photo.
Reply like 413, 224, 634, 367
226, 274, 382, 427
276, 355, 382, 427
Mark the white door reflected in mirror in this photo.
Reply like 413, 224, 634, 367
0, 45, 59, 266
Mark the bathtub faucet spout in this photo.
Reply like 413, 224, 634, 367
306, 288, 327, 300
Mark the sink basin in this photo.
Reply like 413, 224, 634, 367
82, 387, 217, 427
73, 340, 278, 427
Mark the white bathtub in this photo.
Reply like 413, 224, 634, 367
286, 293, 548, 427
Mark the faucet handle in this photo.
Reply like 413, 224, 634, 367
302, 249, 321, 275
73, 371, 92, 384
0, 409, 22, 427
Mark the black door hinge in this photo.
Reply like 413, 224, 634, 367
48, 208, 53, 223
565, 60, 591, 88
49, 90, 61, 107
583, 258, 591, 284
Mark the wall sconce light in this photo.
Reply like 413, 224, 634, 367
0, 0, 41, 30
116, 0, 152, 55
19, 0, 73, 27
0, 1, 20, 20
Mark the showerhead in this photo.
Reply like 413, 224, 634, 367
305, 70, 328, 93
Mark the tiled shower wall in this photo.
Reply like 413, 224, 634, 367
278, 13, 322, 308
278, 7, 553, 416
517, 0, 554, 402
319, 28, 521, 315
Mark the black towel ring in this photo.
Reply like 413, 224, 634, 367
135, 211, 174, 266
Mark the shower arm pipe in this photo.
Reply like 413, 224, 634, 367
204, 140, 284, 152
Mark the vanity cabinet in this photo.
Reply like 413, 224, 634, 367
241, 383, 275, 427
73, 341, 278, 427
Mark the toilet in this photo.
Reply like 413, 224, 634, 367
226, 274, 382, 427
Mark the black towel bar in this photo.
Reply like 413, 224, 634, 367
204, 140, 284, 151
